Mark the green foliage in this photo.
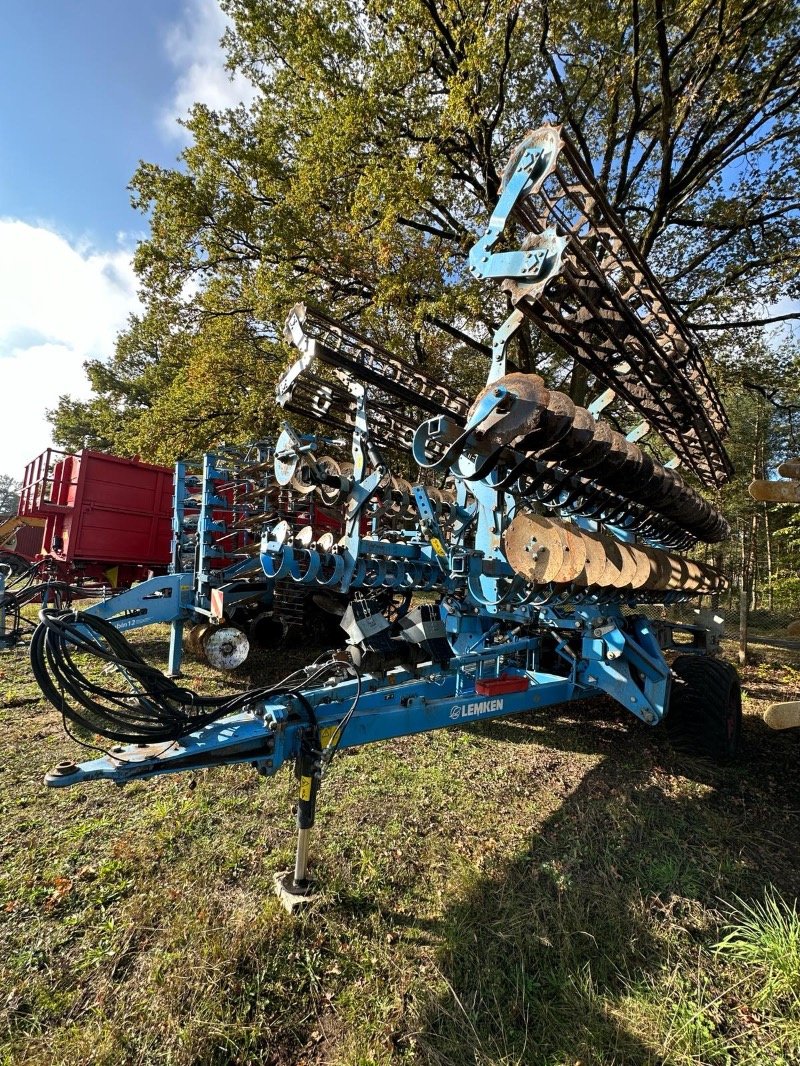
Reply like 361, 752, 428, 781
47, 0, 800, 466
0, 475, 21, 515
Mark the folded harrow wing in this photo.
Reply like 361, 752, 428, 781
34, 127, 741, 906
52, 444, 349, 673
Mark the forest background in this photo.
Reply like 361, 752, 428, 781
44, 0, 800, 615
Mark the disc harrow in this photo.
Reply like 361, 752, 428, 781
469, 124, 732, 488
504, 513, 725, 595
280, 307, 728, 554
32, 125, 740, 906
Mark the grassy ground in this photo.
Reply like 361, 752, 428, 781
1, 623, 799, 1066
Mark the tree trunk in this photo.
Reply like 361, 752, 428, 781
568, 359, 590, 407
738, 529, 749, 667
764, 502, 774, 611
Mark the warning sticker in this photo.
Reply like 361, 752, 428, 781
319, 725, 339, 748
298, 776, 313, 801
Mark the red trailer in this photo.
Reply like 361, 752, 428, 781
0, 516, 45, 573
17, 448, 173, 588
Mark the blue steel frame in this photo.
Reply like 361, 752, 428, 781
41, 129, 723, 907
43, 355, 699, 792
46, 378, 680, 792
46, 609, 669, 790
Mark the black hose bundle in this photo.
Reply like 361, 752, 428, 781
30, 609, 317, 745
1, 581, 79, 645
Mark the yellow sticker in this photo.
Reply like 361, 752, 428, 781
298, 776, 313, 801
430, 537, 446, 557
320, 725, 339, 748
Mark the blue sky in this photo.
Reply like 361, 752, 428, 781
0, 0, 255, 479
1, 2, 178, 247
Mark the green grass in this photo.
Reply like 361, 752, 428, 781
1, 625, 800, 1064
715, 890, 800, 1010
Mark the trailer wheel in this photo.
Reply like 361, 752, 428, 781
665, 655, 742, 763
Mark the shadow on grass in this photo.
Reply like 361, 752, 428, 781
412, 705, 800, 1065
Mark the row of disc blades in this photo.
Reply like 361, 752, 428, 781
289, 458, 461, 525
503, 513, 726, 593
469, 373, 728, 543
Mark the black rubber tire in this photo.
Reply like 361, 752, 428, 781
249, 613, 289, 650
665, 655, 742, 763
0, 552, 30, 577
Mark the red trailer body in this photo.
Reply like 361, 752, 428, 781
0, 520, 45, 561
17, 449, 173, 587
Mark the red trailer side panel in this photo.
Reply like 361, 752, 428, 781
50, 452, 173, 566
19, 449, 173, 567
5, 522, 45, 560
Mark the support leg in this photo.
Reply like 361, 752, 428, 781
167, 619, 184, 677
274, 746, 320, 912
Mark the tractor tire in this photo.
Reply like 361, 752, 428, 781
664, 655, 742, 763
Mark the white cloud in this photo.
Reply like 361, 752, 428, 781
0, 220, 140, 479
160, 0, 258, 139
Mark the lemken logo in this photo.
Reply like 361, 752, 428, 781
449, 697, 504, 721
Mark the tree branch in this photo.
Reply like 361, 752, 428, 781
690, 311, 800, 329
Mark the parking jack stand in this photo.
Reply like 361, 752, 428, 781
274, 749, 321, 912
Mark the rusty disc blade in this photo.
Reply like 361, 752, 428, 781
554, 521, 588, 583
290, 459, 317, 496
597, 536, 634, 589
504, 513, 566, 584
682, 560, 706, 593
576, 528, 608, 587
662, 553, 685, 590
638, 545, 671, 591
696, 560, 725, 592
469, 373, 550, 447
616, 543, 642, 589
627, 544, 653, 589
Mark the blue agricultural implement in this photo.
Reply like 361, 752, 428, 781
1, 443, 347, 662
30, 126, 741, 907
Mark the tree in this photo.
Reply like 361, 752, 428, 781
50, 0, 800, 464
0, 474, 20, 516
